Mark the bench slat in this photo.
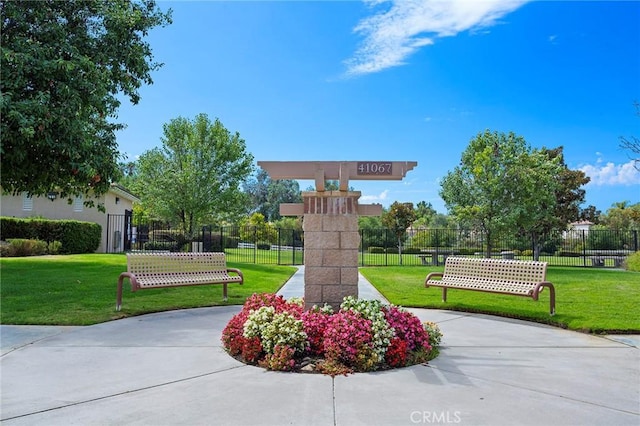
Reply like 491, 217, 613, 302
433, 277, 536, 296
135, 272, 243, 288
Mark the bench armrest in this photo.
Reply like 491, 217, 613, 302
424, 272, 443, 287
227, 268, 244, 284
533, 281, 556, 315
117, 272, 139, 311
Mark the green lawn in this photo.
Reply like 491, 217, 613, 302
0, 254, 296, 325
360, 266, 640, 333
2, 255, 638, 333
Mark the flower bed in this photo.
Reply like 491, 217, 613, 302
221, 293, 442, 376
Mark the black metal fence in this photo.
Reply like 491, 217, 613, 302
106, 215, 637, 268
359, 228, 638, 268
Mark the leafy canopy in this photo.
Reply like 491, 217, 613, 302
382, 201, 416, 264
1, 0, 172, 199
133, 113, 254, 236
244, 168, 301, 221
440, 130, 563, 256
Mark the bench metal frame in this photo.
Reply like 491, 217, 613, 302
116, 252, 243, 311
425, 256, 556, 315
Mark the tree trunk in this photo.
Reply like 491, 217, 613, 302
485, 230, 493, 258
532, 233, 542, 261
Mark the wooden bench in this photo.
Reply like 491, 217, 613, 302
424, 256, 556, 315
116, 252, 243, 311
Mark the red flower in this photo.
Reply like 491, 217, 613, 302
386, 337, 408, 368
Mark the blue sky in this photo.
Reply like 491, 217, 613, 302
116, 0, 640, 214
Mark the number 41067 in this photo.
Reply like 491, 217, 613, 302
357, 162, 392, 175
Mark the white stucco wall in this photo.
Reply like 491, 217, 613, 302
1, 187, 136, 253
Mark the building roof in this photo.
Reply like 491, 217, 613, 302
569, 220, 594, 226
110, 183, 140, 203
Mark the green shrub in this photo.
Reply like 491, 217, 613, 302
586, 227, 626, 250
410, 229, 456, 248
402, 247, 422, 254
0, 217, 100, 254
457, 248, 479, 255
224, 236, 240, 249
557, 250, 582, 257
1, 217, 34, 239
143, 241, 177, 251
368, 246, 385, 254
625, 251, 640, 272
3, 239, 47, 256
149, 229, 188, 245
47, 240, 63, 254
521, 249, 533, 257
203, 234, 223, 252
58, 221, 101, 254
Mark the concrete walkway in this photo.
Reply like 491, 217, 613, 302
1, 267, 638, 425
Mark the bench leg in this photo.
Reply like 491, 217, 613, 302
223, 283, 228, 301
543, 284, 556, 316
442, 287, 448, 303
116, 277, 124, 311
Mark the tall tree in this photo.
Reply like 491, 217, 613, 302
413, 201, 437, 228
134, 114, 253, 237
602, 201, 640, 230
511, 149, 563, 259
521, 147, 589, 259
381, 202, 416, 265
244, 169, 301, 221
1, 0, 172, 201
440, 130, 561, 257
267, 179, 301, 221
579, 205, 602, 224
243, 169, 270, 217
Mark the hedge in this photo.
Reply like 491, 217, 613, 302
1, 217, 101, 254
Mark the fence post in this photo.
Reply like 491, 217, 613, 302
360, 230, 365, 266
582, 230, 587, 267
435, 229, 440, 266
277, 228, 281, 265
385, 228, 389, 266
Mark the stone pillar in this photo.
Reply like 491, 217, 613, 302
303, 191, 361, 311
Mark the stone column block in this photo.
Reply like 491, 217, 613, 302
341, 267, 359, 285
302, 214, 322, 231
323, 285, 350, 306
304, 249, 323, 267
305, 266, 340, 285
304, 283, 323, 304
304, 231, 340, 250
323, 215, 358, 232
340, 232, 361, 249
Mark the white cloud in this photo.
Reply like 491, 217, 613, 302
361, 189, 389, 202
580, 160, 640, 186
345, 0, 530, 76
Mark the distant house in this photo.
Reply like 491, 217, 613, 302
1, 184, 139, 253
569, 220, 594, 234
